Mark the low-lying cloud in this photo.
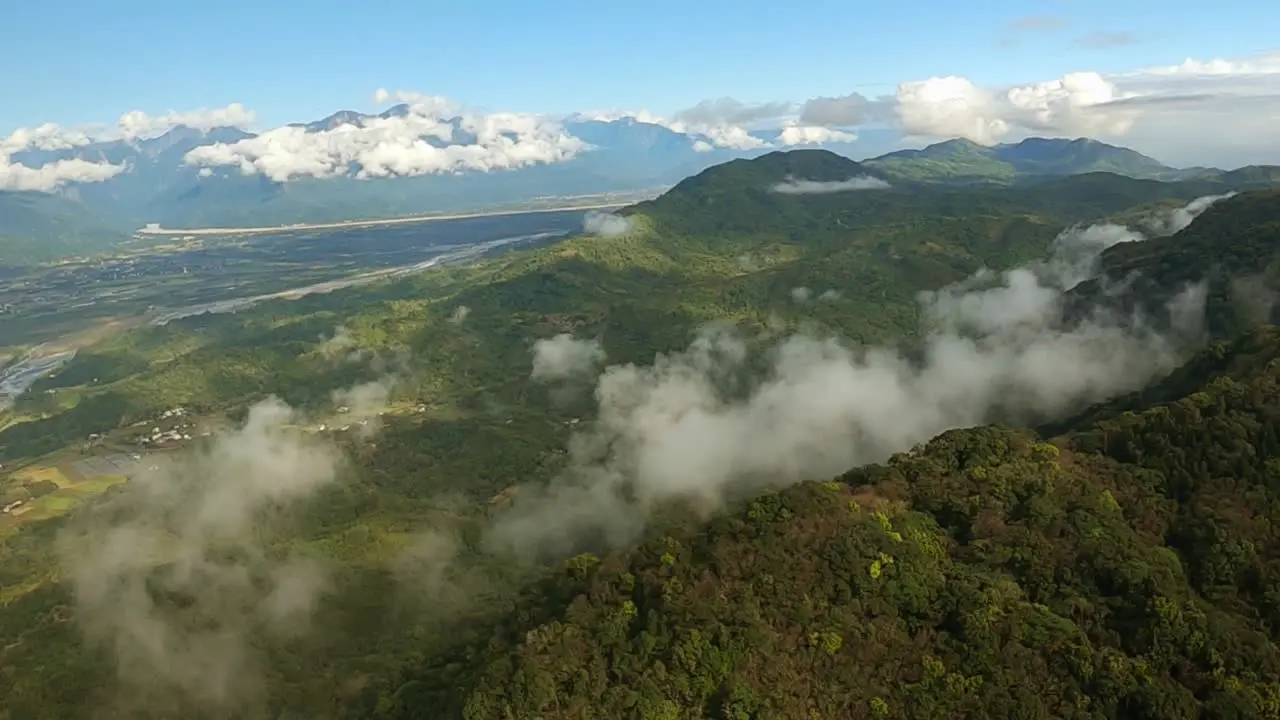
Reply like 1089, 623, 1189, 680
1138, 192, 1237, 235
449, 305, 471, 324
771, 175, 892, 194
531, 334, 606, 382
59, 397, 343, 712
485, 193, 1229, 558
583, 210, 633, 237
318, 324, 364, 362
776, 125, 858, 146
331, 375, 397, 437
56, 341, 404, 712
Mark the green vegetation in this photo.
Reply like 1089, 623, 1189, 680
7, 135, 1278, 268
2, 148, 1280, 718
0, 191, 129, 266
863, 137, 1182, 183
449, 327, 1280, 717
863, 137, 1280, 188
8, 155, 1258, 462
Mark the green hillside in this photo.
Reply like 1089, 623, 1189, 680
863, 138, 1018, 182
3, 152, 1254, 461
449, 325, 1280, 719
3, 150, 1280, 718
862, 137, 1266, 186
0, 191, 128, 266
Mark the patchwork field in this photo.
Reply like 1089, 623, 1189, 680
1, 456, 134, 531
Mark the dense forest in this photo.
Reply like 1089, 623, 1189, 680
2, 150, 1280, 718
441, 326, 1280, 719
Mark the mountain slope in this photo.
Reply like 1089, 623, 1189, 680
626, 149, 1260, 241
865, 137, 1187, 184
1066, 189, 1280, 336
0, 191, 128, 266
371, 186, 1280, 719
1, 151, 1268, 456
427, 321, 1280, 719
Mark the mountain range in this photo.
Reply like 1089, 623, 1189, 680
3, 104, 1280, 267
7, 145, 1280, 717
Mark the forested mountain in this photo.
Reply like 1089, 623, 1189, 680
861, 136, 1200, 182
447, 325, 1280, 718
0, 191, 130, 266
3, 149, 1280, 718
408, 189, 1280, 719
3, 151, 1260, 459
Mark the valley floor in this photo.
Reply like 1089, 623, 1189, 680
132, 193, 652, 236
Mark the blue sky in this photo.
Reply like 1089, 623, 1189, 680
5, 0, 1278, 131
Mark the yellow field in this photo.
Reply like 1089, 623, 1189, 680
12, 465, 73, 487
4, 469, 128, 523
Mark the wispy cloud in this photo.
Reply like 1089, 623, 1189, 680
770, 175, 891, 194
1075, 31, 1141, 49
1006, 15, 1068, 32
583, 210, 633, 237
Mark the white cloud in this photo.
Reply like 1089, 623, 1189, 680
0, 155, 127, 192
886, 51, 1280, 165
0, 102, 253, 192
573, 108, 673, 126
770, 175, 891, 194
1138, 191, 1237, 236
1137, 51, 1280, 76
0, 124, 123, 191
777, 125, 857, 146
0, 122, 93, 154
1005, 71, 1137, 135
185, 94, 587, 182
7, 48, 1280, 194
583, 210, 632, 237
531, 334, 605, 382
577, 52, 1280, 165
58, 397, 342, 709
690, 123, 769, 151
895, 75, 1012, 145
116, 103, 256, 138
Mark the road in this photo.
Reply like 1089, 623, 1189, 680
134, 199, 646, 237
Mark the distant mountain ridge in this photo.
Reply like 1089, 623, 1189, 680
865, 136, 1186, 182
2, 111, 1280, 265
